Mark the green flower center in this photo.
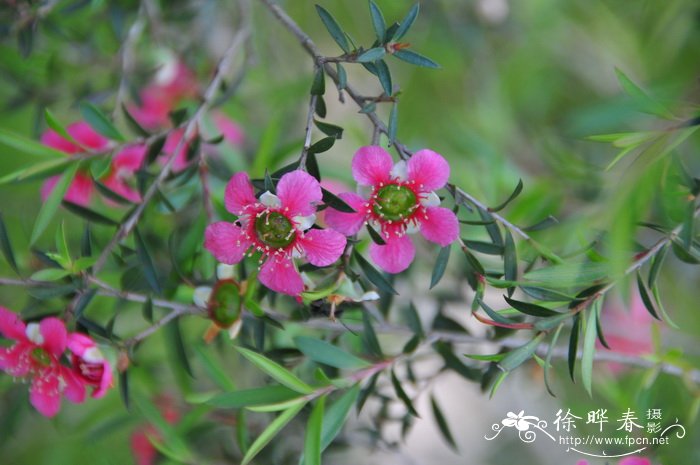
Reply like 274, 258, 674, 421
255, 211, 295, 248
373, 185, 417, 221
209, 280, 242, 328
31, 348, 52, 366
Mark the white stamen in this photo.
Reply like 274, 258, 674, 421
193, 286, 213, 308
216, 264, 235, 280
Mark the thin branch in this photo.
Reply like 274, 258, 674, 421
299, 92, 318, 170
113, 4, 147, 119
91, 24, 251, 274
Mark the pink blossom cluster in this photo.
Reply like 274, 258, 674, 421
205, 170, 347, 296
204, 146, 459, 296
0, 307, 112, 417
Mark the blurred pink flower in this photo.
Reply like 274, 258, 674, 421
68, 333, 113, 399
131, 396, 180, 465
102, 144, 147, 203
161, 128, 193, 173
212, 111, 245, 147
325, 146, 459, 273
577, 457, 651, 465
598, 291, 655, 373
204, 170, 347, 296
0, 307, 85, 417
41, 121, 110, 206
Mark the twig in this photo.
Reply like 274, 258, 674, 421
113, 4, 147, 119
299, 92, 318, 170
91, 24, 251, 274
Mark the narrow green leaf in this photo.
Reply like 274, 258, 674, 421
568, 314, 581, 382
142, 297, 153, 323
0, 128, 67, 159
119, 370, 130, 410
134, 228, 161, 294
581, 303, 599, 396
30, 268, 70, 281
135, 395, 193, 462
241, 401, 307, 465
62, 201, 119, 226
544, 324, 564, 397
121, 104, 150, 137
523, 215, 559, 232
0, 157, 75, 185
94, 180, 136, 205
366, 223, 386, 245
369, 1, 386, 42
308, 137, 335, 155
636, 273, 661, 320
315, 5, 350, 53
321, 385, 360, 451
523, 262, 609, 288
336, 63, 347, 90
405, 302, 424, 338
295, 336, 370, 370
304, 396, 325, 465
311, 68, 326, 96
431, 396, 457, 450
504, 296, 559, 317
357, 47, 386, 63
464, 240, 503, 255
31, 164, 78, 245
394, 3, 419, 40
393, 49, 440, 68
478, 208, 503, 247
354, 250, 398, 295
504, 229, 517, 297
322, 188, 355, 212
594, 300, 609, 349
356, 373, 378, 414
680, 200, 695, 250
391, 368, 419, 417
44, 109, 76, 145
498, 333, 545, 371
314, 120, 343, 139
194, 345, 236, 391
477, 297, 518, 325
388, 102, 398, 142
361, 311, 384, 357
236, 346, 314, 394
207, 385, 300, 409
430, 245, 451, 289
0, 213, 18, 273
79, 101, 125, 141
647, 243, 668, 288
375, 59, 392, 96
491, 179, 523, 212
166, 318, 194, 378
614, 68, 674, 119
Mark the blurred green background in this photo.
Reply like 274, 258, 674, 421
1, 0, 699, 464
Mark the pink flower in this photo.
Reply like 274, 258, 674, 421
67, 333, 113, 399
204, 170, 347, 296
598, 291, 655, 373
102, 144, 147, 203
161, 128, 193, 173
576, 458, 651, 465
212, 111, 245, 147
41, 121, 110, 207
0, 307, 85, 417
325, 146, 459, 273
130, 396, 180, 465
127, 89, 173, 130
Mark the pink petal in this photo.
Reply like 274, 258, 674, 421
62, 367, 86, 404
276, 170, 322, 217
204, 222, 251, 265
407, 149, 450, 191
161, 61, 199, 100
92, 360, 113, 398
322, 192, 367, 235
102, 174, 142, 203
67, 121, 110, 150
162, 129, 190, 172
259, 256, 304, 296
352, 146, 393, 186
131, 429, 158, 465
67, 333, 95, 357
0, 306, 26, 340
41, 130, 80, 154
225, 172, 257, 215
64, 173, 94, 207
0, 343, 32, 376
419, 207, 459, 246
576, 462, 589, 465
128, 91, 171, 129
39, 317, 68, 356
298, 229, 347, 267
369, 235, 415, 273
30, 370, 62, 417
113, 144, 148, 172
213, 112, 245, 147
